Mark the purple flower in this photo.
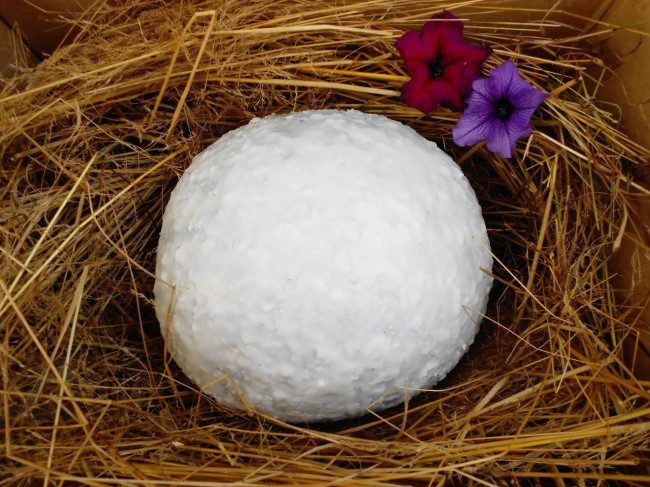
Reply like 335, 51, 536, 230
452, 60, 547, 158
396, 11, 492, 113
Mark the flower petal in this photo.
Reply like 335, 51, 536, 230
468, 76, 496, 103
443, 42, 493, 99
510, 83, 548, 110
487, 60, 519, 98
433, 78, 465, 111
421, 11, 464, 40
486, 121, 517, 158
402, 75, 464, 113
400, 66, 435, 112
395, 30, 437, 66
506, 110, 534, 140
508, 108, 536, 133
452, 98, 496, 147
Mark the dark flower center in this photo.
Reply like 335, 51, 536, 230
427, 57, 444, 78
494, 97, 514, 120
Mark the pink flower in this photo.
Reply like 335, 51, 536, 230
452, 61, 547, 158
396, 11, 492, 113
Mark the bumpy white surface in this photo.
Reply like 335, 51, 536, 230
154, 109, 493, 422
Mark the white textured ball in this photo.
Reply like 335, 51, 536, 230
154, 109, 492, 422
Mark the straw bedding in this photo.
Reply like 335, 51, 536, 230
1, 0, 649, 485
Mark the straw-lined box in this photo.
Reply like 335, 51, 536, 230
0, 1, 648, 484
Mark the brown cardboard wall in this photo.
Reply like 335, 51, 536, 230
593, 0, 650, 150
595, 0, 650, 379
0, 0, 90, 56
0, 18, 37, 76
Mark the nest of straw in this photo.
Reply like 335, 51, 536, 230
1, 1, 648, 485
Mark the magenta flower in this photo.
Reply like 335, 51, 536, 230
396, 11, 492, 113
452, 60, 547, 158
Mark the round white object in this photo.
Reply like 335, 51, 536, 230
154, 109, 492, 422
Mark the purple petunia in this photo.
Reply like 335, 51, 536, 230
452, 60, 547, 158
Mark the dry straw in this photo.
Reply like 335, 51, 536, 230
1, 0, 649, 485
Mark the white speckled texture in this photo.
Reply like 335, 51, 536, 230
154, 109, 493, 422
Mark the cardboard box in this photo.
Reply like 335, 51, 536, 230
0, 1, 647, 482
0, 0, 91, 57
